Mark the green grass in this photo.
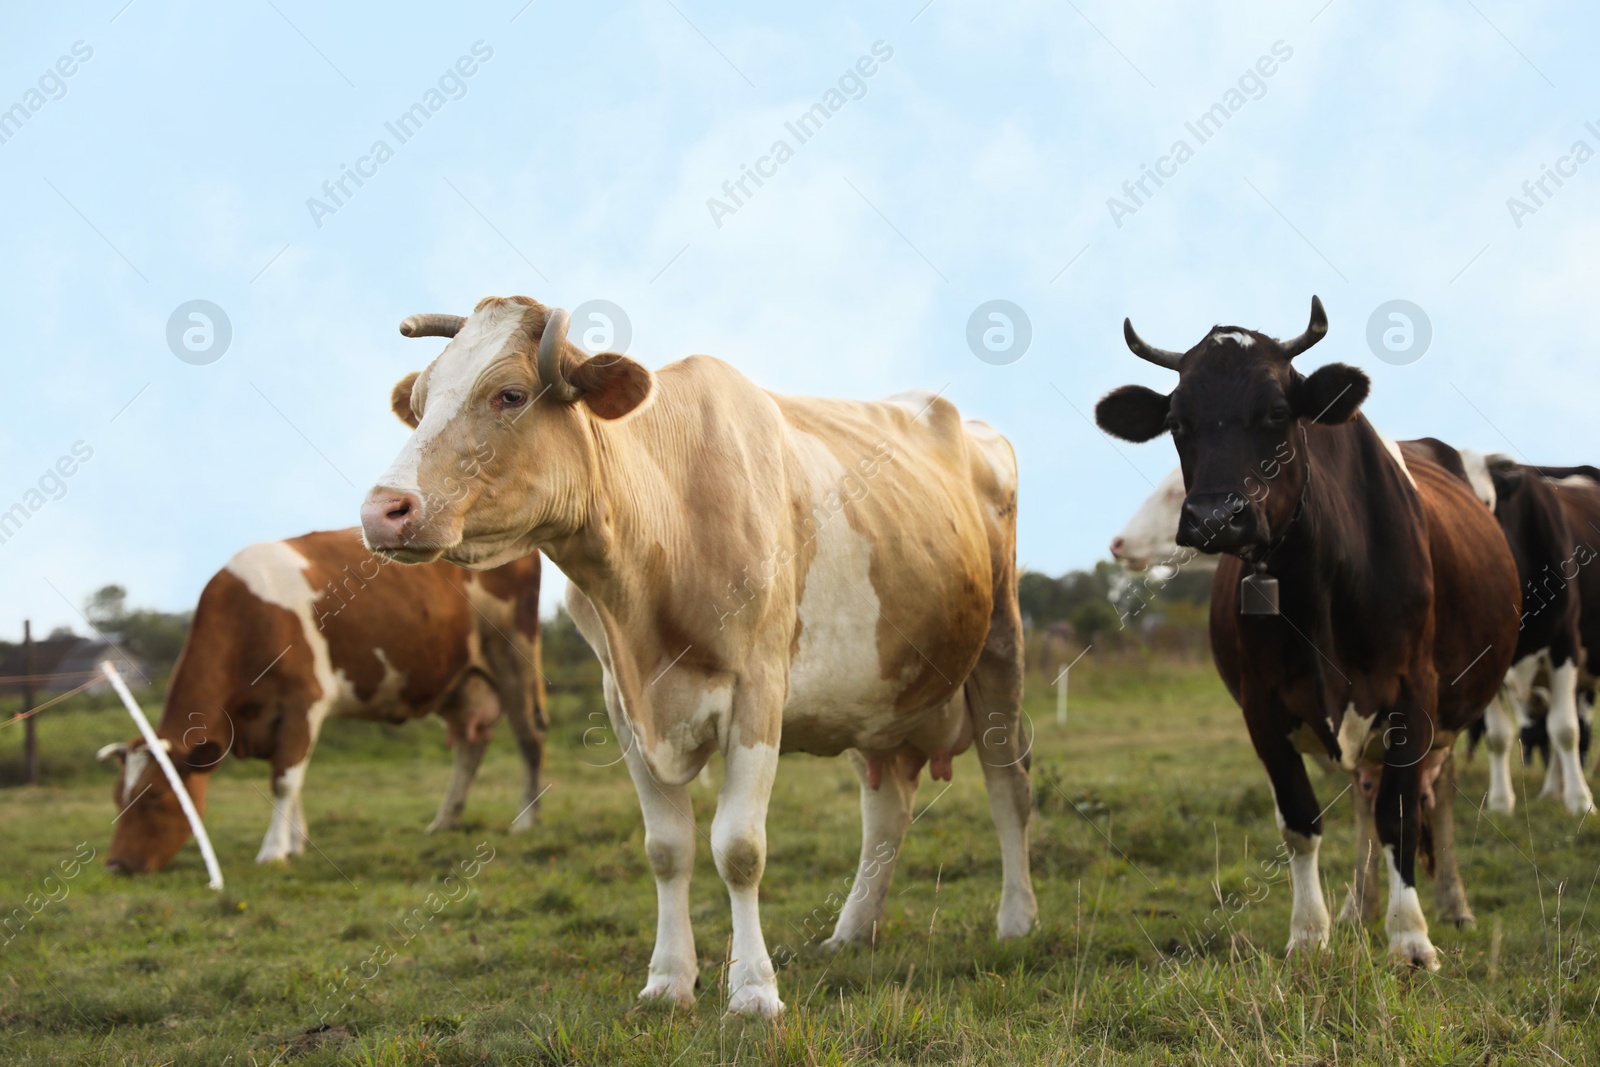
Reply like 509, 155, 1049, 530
1, 655, 1597, 1065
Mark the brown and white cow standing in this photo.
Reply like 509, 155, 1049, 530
1096, 298, 1519, 969
98, 528, 546, 873
359, 296, 1034, 1016
1538, 472, 1600, 788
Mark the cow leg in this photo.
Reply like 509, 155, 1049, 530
967, 589, 1037, 940
1542, 660, 1595, 815
289, 780, 309, 854
1431, 749, 1474, 926
1247, 715, 1329, 954
257, 694, 323, 863
617, 699, 700, 1007
1579, 684, 1595, 769
429, 672, 498, 833
1484, 683, 1519, 814
428, 738, 488, 834
712, 729, 783, 1016
502, 635, 548, 833
1372, 703, 1438, 970
1339, 767, 1382, 925
258, 761, 309, 863
823, 749, 919, 949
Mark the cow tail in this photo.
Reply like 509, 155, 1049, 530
1418, 802, 1437, 879
1463, 716, 1485, 761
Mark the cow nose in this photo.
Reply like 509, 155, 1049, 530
361, 488, 421, 549
1109, 536, 1126, 559
1177, 493, 1253, 552
104, 857, 131, 875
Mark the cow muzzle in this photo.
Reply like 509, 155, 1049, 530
1176, 492, 1261, 554
1109, 536, 1149, 570
360, 488, 444, 561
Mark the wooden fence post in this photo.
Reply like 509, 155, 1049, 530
22, 620, 38, 786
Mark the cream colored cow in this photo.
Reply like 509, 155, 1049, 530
360, 296, 1035, 1015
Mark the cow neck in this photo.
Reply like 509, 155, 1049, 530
1242, 422, 1313, 571
543, 391, 693, 609
156, 623, 237, 756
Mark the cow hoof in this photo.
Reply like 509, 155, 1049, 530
1564, 792, 1596, 817
821, 924, 880, 952
510, 812, 538, 833
1285, 936, 1329, 957
425, 818, 458, 834
1336, 898, 1367, 927
996, 897, 1038, 940
254, 850, 290, 865
1486, 792, 1515, 815
1388, 933, 1439, 972
996, 916, 1034, 939
1286, 924, 1330, 956
638, 977, 696, 1009
726, 985, 785, 1017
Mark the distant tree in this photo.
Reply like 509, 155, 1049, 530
82, 584, 190, 674
1017, 571, 1070, 627
1018, 566, 1116, 630
1020, 558, 1212, 650
117, 608, 192, 669
1155, 565, 1214, 605
48, 625, 75, 640
86, 585, 128, 629
1068, 598, 1121, 644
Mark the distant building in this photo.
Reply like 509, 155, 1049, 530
0, 636, 151, 699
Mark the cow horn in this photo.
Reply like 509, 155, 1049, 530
96, 741, 129, 762
398, 313, 467, 338
1280, 296, 1328, 359
1123, 318, 1184, 370
538, 308, 580, 403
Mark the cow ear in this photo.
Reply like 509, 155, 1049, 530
569, 354, 652, 420
1298, 363, 1369, 424
96, 741, 130, 764
1095, 385, 1171, 443
1487, 456, 1525, 499
390, 372, 422, 428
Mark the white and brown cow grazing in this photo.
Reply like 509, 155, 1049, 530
1096, 297, 1519, 970
360, 296, 1034, 1016
98, 528, 546, 874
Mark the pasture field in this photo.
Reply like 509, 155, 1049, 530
1, 655, 1597, 1066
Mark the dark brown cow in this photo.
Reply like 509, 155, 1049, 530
1095, 297, 1519, 969
1398, 442, 1594, 817
97, 528, 546, 873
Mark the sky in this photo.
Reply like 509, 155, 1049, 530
3, 0, 1599, 637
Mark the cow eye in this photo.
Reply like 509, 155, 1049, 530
1265, 404, 1290, 427
497, 389, 527, 409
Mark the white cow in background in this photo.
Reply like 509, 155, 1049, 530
1110, 467, 1218, 574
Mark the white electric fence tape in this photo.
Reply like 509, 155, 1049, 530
101, 661, 225, 891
